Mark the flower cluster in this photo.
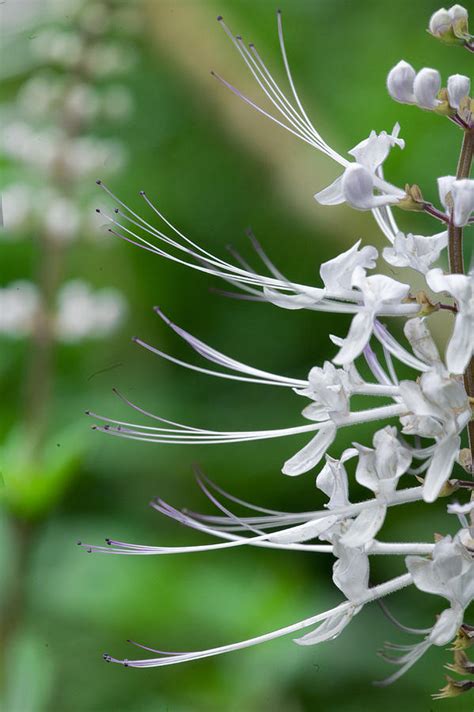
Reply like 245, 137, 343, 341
82, 6, 474, 697
0, 0, 141, 343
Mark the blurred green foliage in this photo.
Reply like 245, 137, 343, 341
1, 1, 473, 710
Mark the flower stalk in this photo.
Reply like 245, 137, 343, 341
448, 126, 474, 462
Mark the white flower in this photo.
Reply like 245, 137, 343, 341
438, 176, 474, 226
337, 427, 411, 548
386, 61, 416, 104
387, 63, 442, 109
400, 368, 470, 501
333, 266, 411, 365
296, 362, 352, 420
451, 179, 474, 226
428, 5, 469, 41
429, 8, 455, 37
413, 67, 442, 109
319, 240, 378, 295
315, 125, 405, 210
355, 427, 412, 501
84, 9, 474, 686
382, 230, 447, 274
447, 74, 470, 109
406, 530, 474, 645
263, 239, 380, 311
426, 269, 474, 374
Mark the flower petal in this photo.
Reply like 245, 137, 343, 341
339, 503, 387, 548
314, 175, 345, 205
423, 434, 461, 502
294, 606, 361, 646
333, 311, 374, 365
282, 423, 337, 476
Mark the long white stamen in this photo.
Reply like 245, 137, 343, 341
374, 321, 429, 371
134, 336, 302, 387
102, 573, 413, 667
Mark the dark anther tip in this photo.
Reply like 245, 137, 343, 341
114, 208, 119, 214
236, 35, 242, 40
277, 8, 282, 14
103, 653, 110, 661
87, 548, 92, 554
249, 42, 255, 47
131, 335, 138, 343
91, 425, 98, 430
85, 410, 90, 415
124, 660, 129, 667
139, 190, 145, 196
126, 639, 131, 643
96, 179, 102, 185
77, 540, 82, 546
105, 538, 111, 544
104, 424, 110, 430
217, 15, 223, 21
95, 208, 101, 213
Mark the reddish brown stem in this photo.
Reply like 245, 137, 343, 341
447, 128, 474, 462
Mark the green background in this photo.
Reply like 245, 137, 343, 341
1, 1, 473, 710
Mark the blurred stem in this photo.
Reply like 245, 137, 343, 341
448, 127, 474, 463
0, 517, 35, 690
23, 25, 96, 458
24, 236, 65, 459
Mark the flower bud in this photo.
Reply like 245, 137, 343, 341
386, 60, 415, 104
451, 179, 474, 226
447, 73, 470, 108
450, 4, 469, 37
413, 67, 441, 109
429, 8, 453, 37
428, 5, 469, 44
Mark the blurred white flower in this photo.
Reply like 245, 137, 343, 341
43, 196, 81, 243
55, 280, 126, 342
1, 184, 33, 233
33, 30, 83, 68
63, 84, 100, 123
0, 281, 38, 337
102, 85, 134, 122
